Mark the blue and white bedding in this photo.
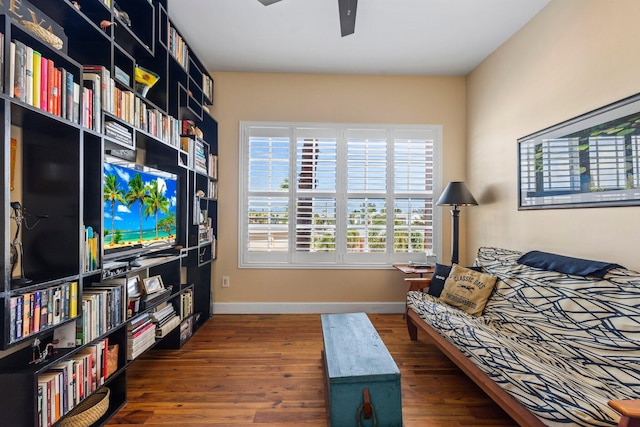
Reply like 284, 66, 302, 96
407, 247, 640, 426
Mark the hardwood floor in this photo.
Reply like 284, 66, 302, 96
107, 314, 518, 426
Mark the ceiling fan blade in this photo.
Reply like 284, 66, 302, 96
257, 0, 282, 5
338, 0, 357, 37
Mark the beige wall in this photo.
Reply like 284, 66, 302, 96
210, 73, 466, 306
466, 0, 640, 269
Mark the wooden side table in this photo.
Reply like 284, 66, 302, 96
392, 263, 434, 277
392, 264, 434, 291
393, 264, 434, 318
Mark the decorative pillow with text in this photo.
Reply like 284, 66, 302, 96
440, 264, 497, 316
428, 263, 483, 298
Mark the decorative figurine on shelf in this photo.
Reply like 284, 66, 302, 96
29, 338, 56, 365
10, 202, 32, 289
10, 202, 48, 289
100, 20, 116, 30
113, 2, 132, 27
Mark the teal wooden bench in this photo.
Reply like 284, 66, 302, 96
321, 312, 403, 427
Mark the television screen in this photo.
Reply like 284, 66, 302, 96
103, 160, 178, 260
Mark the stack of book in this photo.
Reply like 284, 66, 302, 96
198, 223, 212, 244
193, 138, 207, 174
151, 302, 180, 338
104, 121, 133, 146
143, 286, 171, 309
179, 318, 193, 343
127, 313, 156, 360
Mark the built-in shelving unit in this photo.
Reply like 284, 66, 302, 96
0, 0, 217, 425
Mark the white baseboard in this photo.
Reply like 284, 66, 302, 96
211, 302, 405, 314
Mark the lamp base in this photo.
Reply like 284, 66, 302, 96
11, 277, 33, 289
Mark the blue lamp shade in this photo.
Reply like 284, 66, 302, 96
436, 181, 478, 207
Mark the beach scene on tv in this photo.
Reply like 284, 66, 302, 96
103, 163, 178, 252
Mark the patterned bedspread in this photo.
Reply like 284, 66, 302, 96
407, 247, 640, 426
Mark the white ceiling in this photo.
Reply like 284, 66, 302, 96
167, 0, 550, 76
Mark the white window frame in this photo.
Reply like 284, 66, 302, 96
239, 121, 443, 269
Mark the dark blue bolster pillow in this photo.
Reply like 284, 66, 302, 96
517, 250, 623, 279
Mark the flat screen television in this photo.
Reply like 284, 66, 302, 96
103, 159, 179, 261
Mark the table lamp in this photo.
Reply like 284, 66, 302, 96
436, 181, 478, 264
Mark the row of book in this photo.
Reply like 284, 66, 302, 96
203, 73, 214, 102
180, 289, 194, 319
127, 312, 156, 360
38, 338, 112, 427
83, 64, 182, 147
77, 282, 126, 345
168, 23, 189, 69
10, 37, 80, 123
151, 301, 180, 338
209, 154, 218, 180
5, 38, 198, 150
208, 180, 218, 200
136, 101, 181, 147
8, 282, 78, 343
83, 225, 100, 273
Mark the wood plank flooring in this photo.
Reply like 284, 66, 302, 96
107, 314, 518, 426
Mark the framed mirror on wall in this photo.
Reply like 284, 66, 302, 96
518, 93, 640, 210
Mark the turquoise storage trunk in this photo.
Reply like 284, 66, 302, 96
321, 312, 403, 427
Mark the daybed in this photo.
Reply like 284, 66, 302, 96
406, 247, 640, 427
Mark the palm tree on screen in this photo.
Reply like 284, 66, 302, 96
125, 173, 148, 243
143, 179, 170, 239
104, 174, 125, 244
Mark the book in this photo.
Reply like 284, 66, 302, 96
33, 290, 41, 333
23, 292, 31, 337
8, 41, 14, 100
69, 281, 78, 318
13, 39, 26, 102
40, 288, 49, 330
25, 45, 33, 105
40, 55, 48, 111
32, 50, 41, 108
52, 321, 76, 348
47, 57, 54, 113
65, 70, 73, 121
0, 33, 3, 91
72, 81, 80, 123
60, 68, 66, 119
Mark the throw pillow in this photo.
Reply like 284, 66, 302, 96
517, 250, 622, 278
440, 264, 497, 316
428, 263, 483, 298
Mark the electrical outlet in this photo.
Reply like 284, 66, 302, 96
222, 276, 230, 288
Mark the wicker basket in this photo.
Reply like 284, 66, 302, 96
57, 387, 110, 427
